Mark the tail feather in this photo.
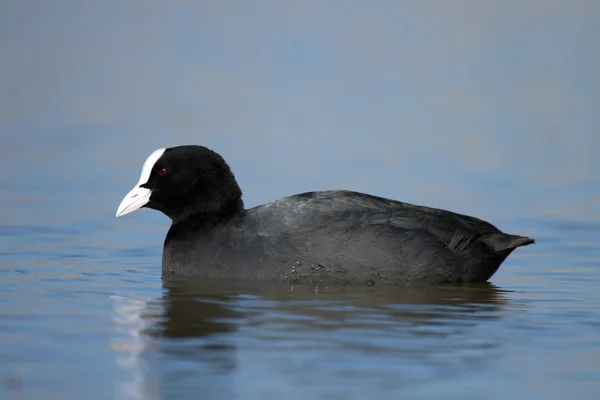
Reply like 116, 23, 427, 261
479, 233, 535, 253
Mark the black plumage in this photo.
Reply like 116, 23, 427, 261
117, 145, 534, 286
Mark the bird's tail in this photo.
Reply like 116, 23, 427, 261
479, 233, 535, 253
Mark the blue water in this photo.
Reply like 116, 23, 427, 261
1, 2, 600, 399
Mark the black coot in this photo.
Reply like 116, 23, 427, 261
116, 145, 533, 285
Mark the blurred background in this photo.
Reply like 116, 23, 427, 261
1, 1, 599, 399
2, 0, 598, 226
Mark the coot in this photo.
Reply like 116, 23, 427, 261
116, 145, 533, 285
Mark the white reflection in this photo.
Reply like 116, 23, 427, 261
110, 294, 160, 400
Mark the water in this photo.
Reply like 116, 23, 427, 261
2, 2, 600, 399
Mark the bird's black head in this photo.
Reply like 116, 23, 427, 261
116, 145, 244, 223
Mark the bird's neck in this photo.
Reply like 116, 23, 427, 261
170, 196, 245, 228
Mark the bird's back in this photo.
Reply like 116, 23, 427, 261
250, 190, 500, 242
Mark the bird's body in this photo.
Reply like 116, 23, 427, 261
117, 146, 534, 286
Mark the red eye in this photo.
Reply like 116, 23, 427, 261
158, 168, 167, 176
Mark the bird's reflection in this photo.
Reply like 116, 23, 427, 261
149, 277, 511, 339
111, 277, 513, 399
149, 279, 241, 339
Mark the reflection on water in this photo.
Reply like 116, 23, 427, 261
111, 295, 157, 400
108, 278, 520, 399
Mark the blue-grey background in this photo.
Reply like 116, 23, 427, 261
1, 1, 599, 399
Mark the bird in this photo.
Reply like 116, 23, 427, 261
116, 145, 534, 286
